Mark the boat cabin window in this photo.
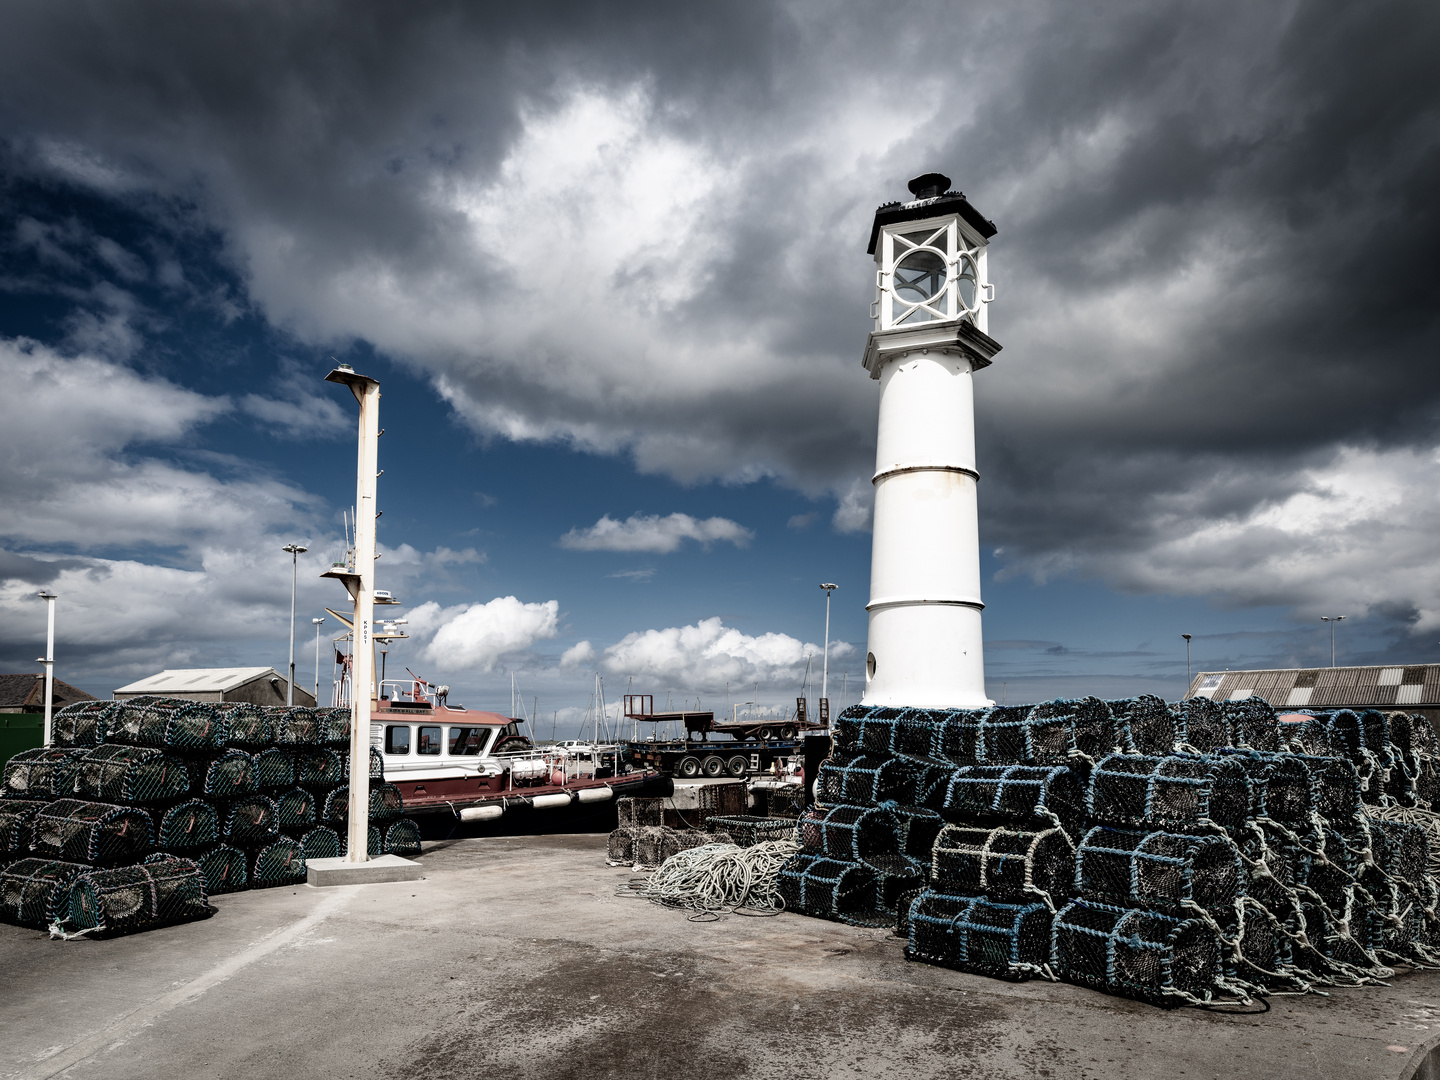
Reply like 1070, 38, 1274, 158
448, 726, 491, 756
384, 726, 411, 755
417, 725, 443, 755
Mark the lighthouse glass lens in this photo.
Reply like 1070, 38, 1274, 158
894, 249, 946, 305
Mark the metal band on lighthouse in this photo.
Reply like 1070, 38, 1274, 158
860, 173, 1001, 710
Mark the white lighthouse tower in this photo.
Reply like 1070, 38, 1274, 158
860, 172, 1000, 710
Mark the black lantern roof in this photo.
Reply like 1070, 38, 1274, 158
867, 172, 997, 254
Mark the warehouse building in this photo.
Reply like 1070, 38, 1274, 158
113, 667, 316, 707
1185, 664, 1440, 729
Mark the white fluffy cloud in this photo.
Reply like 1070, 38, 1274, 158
600, 616, 854, 692
560, 512, 753, 554
419, 596, 560, 672
560, 640, 596, 667
1029, 443, 1440, 631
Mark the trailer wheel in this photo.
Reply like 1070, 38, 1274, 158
780, 725, 797, 740
758, 726, 774, 741
726, 755, 748, 778
677, 756, 702, 778
701, 755, 725, 778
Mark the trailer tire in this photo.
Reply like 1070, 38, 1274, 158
701, 755, 725, 778
726, 755, 748, 778
677, 756, 702, 778
758, 726, 774, 741
780, 725, 797, 740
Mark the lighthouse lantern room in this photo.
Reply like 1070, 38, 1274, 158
861, 172, 1001, 710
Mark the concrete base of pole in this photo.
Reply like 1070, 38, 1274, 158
306, 854, 423, 887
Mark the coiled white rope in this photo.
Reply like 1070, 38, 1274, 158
618, 839, 800, 921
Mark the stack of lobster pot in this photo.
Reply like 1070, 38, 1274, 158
0, 696, 417, 937
779, 692, 1440, 1008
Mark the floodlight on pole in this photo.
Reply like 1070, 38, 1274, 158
819, 583, 838, 727
282, 543, 308, 704
312, 617, 325, 706
1321, 616, 1347, 668
36, 591, 56, 747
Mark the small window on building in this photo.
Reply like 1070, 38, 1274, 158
448, 726, 487, 756
385, 726, 411, 755
417, 725, 442, 755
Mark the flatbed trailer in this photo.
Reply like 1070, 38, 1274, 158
623, 738, 800, 779
622, 694, 827, 744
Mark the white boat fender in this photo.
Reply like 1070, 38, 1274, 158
459, 805, 505, 822
576, 786, 614, 803
531, 792, 574, 810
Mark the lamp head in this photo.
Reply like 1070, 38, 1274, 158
1182, 634, 1192, 642
283, 543, 308, 555
312, 617, 325, 625
37, 590, 56, 601
820, 582, 838, 591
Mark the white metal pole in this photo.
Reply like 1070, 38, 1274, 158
822, 588, 832, 703
39, 591, 56, 747
313, 618, 324, 706
287, 549, 298, 706
349, 378, 380, 861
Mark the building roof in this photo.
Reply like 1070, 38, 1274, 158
0, 673, 97, 709
1185, 664, 1440, 710
114, 667, 283, 695
867, 188, 997, 255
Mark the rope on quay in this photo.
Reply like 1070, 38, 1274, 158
617, 839, 801, 921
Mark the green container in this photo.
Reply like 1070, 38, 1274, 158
0, 714, 44, 772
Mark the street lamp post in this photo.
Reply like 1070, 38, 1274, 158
1321, 616, 1347, 668
282, 543, 308, 705
819, 583, 838, 725
1181, 634, 1192, 690
312, 617, 325, 706
36, 591, 56, 747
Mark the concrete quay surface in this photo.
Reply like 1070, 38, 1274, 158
3, 834, 1439, 1080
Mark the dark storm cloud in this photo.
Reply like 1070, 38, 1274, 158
0, 0, 1437, 628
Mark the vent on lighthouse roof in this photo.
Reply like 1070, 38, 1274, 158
868, 171, 997, 254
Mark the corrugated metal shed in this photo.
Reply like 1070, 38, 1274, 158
113, 667, 315, 707
1186, 664, 1440, 724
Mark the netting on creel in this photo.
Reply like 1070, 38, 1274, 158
1221, 750, 1316, 824
315, 708, 351, 747
218, 703, 272, 748
59, 855, 213, 937
195, 844, 248, 895
319, 787, 349, 827
1289, 754, 1363, 823
297, 826, 342, 860
817, 755, 918, 807
797, 805, 908, 870
1218, 698, 1282, 752
983, 697, 1117, 766
74, 744, 191, 804
607, 827, 638, 866
617, 796, 664, 829
1282, 716, 1334, 757
224, 796, 279, 844
271, 707, 320, 746
931, 824, 1076, 906
154, 799, 219, 852
381, 819, 422, 856
106, 700, 227, 754
832, 705, 910, 759
776, 853, 888, 926
52, 701, 112, 748
706, 815, 796, 848
250, 837, 306, 887
1051, 899, 1225, 1007
905, 891, 1055, 979
252, 748, 295, 790
765, 786, 806, 819
291, 748, 345, 786
1085, 753, 1249, 830
894, 805, 946, 861
943, 764, 1086, 834
368, 783, 405, 822
3, 747, 87, 799
1170, 698, 1231, 754
1109, 695, 1178, 757
31, 799, 153, 865
0, 799, 46, 857
192, 749, 256, 798
275, 787, 316, 829
1075, 827, 1243, 918
0, 858, 90, 927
